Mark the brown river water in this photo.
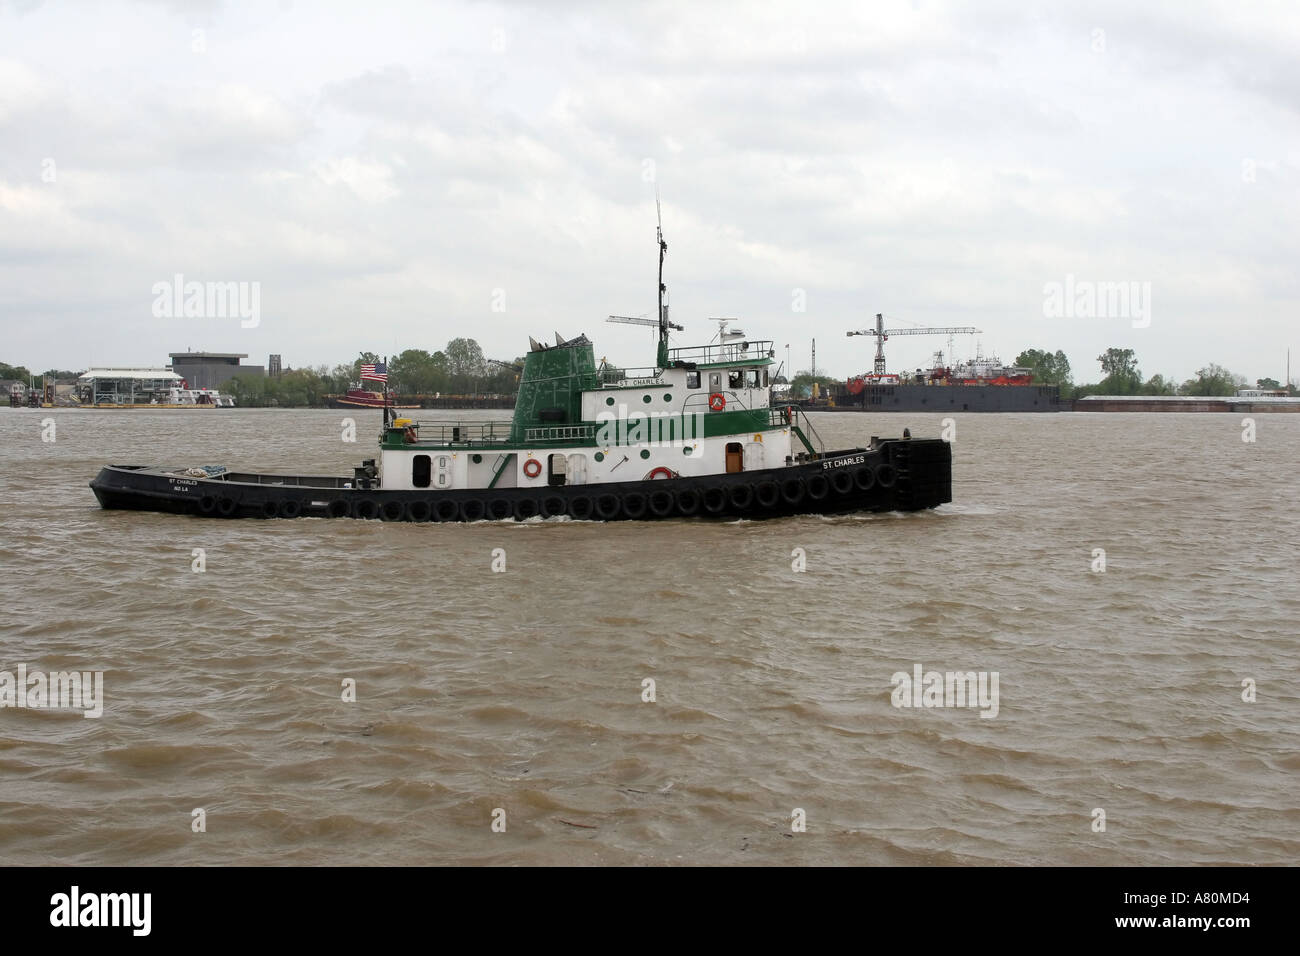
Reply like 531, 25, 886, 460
1, 407, 1296, 865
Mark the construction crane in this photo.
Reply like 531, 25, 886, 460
847, 313, 981, 375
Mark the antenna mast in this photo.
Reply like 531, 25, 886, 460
656, 193, 669, 367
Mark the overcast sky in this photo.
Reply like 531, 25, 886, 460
2, 0, 1297, 383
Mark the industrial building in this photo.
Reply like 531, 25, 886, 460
168, 351, 265, 389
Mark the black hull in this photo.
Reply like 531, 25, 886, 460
89, 440, 951, 522
823, 383, 1063, 412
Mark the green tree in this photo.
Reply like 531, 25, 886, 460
1097, 348, 1141, 394
444, 338, 486, 393
0, 362, 33, 381
789, 371, 840, 399
1181, 364, 1245, 396
225, 373, 269, 406
1140, 374, 1177, 395
1014, 349, 1073, 387
1256, 377, 1280, 390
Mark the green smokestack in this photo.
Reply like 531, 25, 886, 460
510, 335, 596, 441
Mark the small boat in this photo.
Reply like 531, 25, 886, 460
90, 218, 951, 521
328, 385, 419, 410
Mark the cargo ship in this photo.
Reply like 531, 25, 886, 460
830, 349, 1062, 413
89, 214, 953, 522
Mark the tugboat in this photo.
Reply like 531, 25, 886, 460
90, 218, 952, 521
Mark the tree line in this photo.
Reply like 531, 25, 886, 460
223, 338, 526, 407
1014, 348, 1291, 399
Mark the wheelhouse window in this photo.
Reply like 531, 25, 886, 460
686, 370, 701, 389
746, 368, 761, 388
412, 454, 431, 488
728, 369, 744, 389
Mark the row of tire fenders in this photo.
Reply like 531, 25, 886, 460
192, 461, 897, 522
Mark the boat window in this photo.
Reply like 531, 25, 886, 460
728, 369, 744, 389
687, 370, 701, 389
762, 369, 769, 387
746, 369, 761, 388
412, 455, 431, 488
709, 372, 722, 390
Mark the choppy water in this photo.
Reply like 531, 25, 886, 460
1, 407, 1297, 865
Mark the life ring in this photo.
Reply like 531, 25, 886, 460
523, 458, 543, 479
646, 466, 674, 480
708, 392, 726, 411
784, 406, 793, 424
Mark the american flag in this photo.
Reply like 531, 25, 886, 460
360, 362, 388, 383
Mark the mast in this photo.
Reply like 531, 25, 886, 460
656, 196, 669, 368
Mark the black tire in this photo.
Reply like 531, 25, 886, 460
569, 496, 594, 520
326, 499, 349, 519
408, 500, 433, 522
595, 494, 620, 520
197, 495, 217, 515
702, 486, 727, 513
541, 495, 567, 519
279, 499, 302, 519
262, 499, 279, 518
648, 488, 674, 517
217, 497, 238, 517
831, 469, 854, 495
622, 492, 647, 519
513, 497, 538, 521
674, 487, 701, 516
727, 483, 755, 510
806, 474, 830, 501
487, 499, 512, 521
755, 480, 780, 508
780, 477, 805, 506
874, 463, 897, 489
853, 466, 876, 492
461, 499, 487, 522
379, 500, 405, 521
353, 499, 378, 520
432, 499, 457, 522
